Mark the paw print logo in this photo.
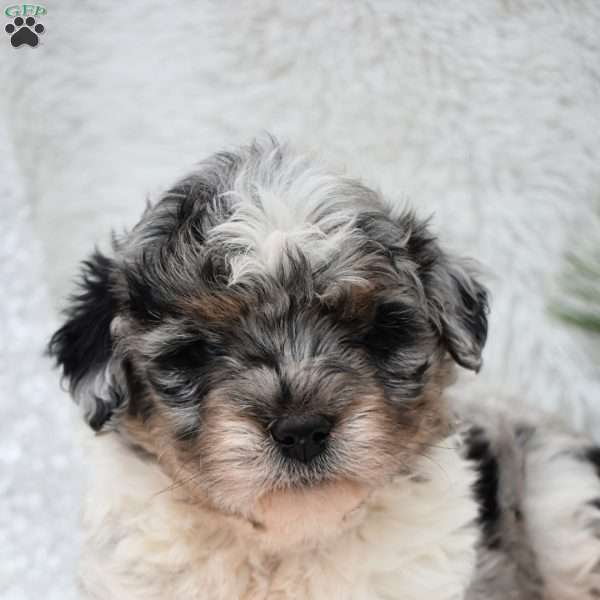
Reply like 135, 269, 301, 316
5, 16, 44, 47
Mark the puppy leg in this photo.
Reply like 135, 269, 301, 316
523, 430, 600, 600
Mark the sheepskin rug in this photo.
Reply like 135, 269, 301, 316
1, 2, 599, 598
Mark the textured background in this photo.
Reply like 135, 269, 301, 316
1, 2, 600, 598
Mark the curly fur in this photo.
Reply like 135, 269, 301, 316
49, 139, 600, 599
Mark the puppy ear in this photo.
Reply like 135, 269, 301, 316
48, 251, 125, 430
392, 211, 489, 371
425, 255, 489, 372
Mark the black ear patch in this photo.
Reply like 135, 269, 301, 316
48, 251, 118, 428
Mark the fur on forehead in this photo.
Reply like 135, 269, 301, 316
117, 140, 435, 323
207, 143, 384, 285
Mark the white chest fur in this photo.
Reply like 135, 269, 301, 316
79, 434, 479, 600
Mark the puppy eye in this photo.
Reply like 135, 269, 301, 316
149, 340, 216, 404
154, 339, 212, 373
364, 302, 424, 356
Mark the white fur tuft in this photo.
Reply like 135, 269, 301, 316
209, 147, 377, 285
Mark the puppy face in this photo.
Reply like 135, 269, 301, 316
49, 140, 488, 536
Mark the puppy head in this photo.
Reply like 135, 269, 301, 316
49, 140, 488, 546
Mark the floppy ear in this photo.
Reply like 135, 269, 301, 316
393, 211, 489, 372
48, 251, 126, 430
356, 208, 489, 371
424, 254, 489, 372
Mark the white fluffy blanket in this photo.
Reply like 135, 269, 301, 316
1, 2, 599, 598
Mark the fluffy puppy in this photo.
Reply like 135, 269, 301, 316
49, 139, 600, 600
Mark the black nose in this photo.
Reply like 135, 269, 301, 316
270, 415, 332, 463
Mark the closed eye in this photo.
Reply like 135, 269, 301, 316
149, 337, 218, 404
364, 301, 426, 356
153, 338, 214, 372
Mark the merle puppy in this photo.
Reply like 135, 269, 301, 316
50, 139, 600, 600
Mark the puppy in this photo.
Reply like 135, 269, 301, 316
49, 139, 600, 599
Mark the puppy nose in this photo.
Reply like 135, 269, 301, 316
270, 415, 332, 463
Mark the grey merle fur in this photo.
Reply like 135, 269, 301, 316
48, 141, 488, 437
